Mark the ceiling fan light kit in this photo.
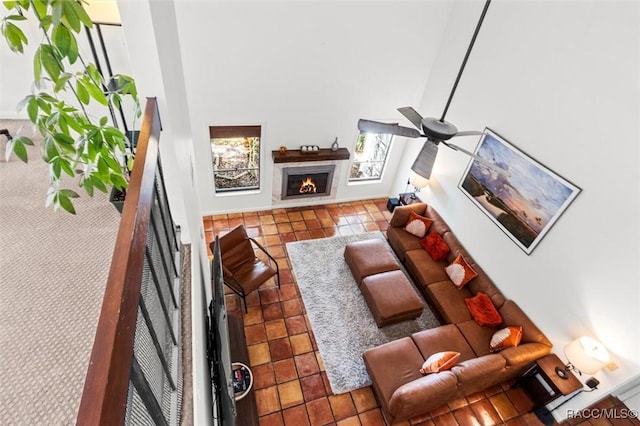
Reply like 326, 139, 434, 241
359, 0, 499, 180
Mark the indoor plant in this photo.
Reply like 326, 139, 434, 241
1, 0, 140, 213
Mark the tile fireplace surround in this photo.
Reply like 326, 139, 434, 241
271, 148, 350, 206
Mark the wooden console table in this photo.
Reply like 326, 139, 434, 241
228, 313, 259, 425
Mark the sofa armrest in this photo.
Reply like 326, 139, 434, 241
499, 342, 552, 366
389, 203, 427, 227
388, 372, 458, 420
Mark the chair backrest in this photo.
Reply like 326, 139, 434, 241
213, 225, 256, 272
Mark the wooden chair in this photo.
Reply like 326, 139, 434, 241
211, 225, 280, 312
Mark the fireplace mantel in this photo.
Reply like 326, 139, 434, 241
272, 147, 350, 163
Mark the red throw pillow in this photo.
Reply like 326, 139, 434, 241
419, 351, 461, 375
445, 254, 477, 289
404, 211, 434, 238
490, 326, 523, 351
421, 232, 450, 261
465, 292, 503, 327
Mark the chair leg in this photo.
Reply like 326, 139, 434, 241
242, 294, 248, 313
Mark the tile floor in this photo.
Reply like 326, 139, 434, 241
203, 198, 546, 426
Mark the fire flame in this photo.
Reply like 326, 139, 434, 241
299, 177, 317, 194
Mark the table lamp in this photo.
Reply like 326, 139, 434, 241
555, 336, 610, 379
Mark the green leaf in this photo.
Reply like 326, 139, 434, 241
32, 0, 47, 19
81, 177, 94, 197
66, 31, 78, 63
51, 157, 61, 178
85, 63, 102, 85
9, 136, 29, 162
91, 175, 107, 193
57, 191, 77, 214
60, 1, 80, 33
52, 132, 74, 146
52, 24, 72, 58
60, 158, 75, 177
76, 79, 89, 104
111, 172, 128, 190
38, 44, 61, 82
27, 96, 38, 122
99, 116, 108, 126
53, 72, 71, 92
85, 79, 108, 106
43, 136, 59, 161
5, 14, 27, 21
2, 21, 27, 53
3, 2, 18, 9
69, 0, 93, 29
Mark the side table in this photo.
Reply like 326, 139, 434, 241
518, 353, 583, 408
399, 192, 422, 206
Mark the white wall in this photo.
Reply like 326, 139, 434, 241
171, 1, 453, 214
410, 1, 639, 418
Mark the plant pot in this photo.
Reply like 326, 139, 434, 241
110, 187, 126, 213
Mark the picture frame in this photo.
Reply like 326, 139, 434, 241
458, 128, 581, 254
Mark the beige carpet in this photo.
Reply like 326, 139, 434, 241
0, 120, 121, 424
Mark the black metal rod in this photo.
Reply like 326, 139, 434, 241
138, 297, 177, 391
96, 23, 130, 133
156, 161, 181, 254
144, 247, 178, 346
440, 0, 492, 122
154, 181, 180, 278
85, 26, 119, 128
130, 357, 170, 426
151, 213, 179, 309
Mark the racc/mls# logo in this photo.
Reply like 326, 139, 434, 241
567, 408, 639, 420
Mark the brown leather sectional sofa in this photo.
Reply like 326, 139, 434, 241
363, 203, 552, 423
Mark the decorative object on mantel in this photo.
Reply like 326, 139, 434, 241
272, 147, 350, 163
300, 145, 320, 153
279, 146, 287, 154
458, 128, 581, 255
331, 137, 339, 151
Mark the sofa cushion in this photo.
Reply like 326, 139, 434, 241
499, 300, 553, 347
490, 326, 523, 351
424, 205, 451, 235
404, 211, 434, 238
466, 269, 506, 309
445, 254, 478, 289
411, 324, 476, 362
424, 280, 473, 324
465, 292, 503, 327
387, 227, 422, 262
455, 320, 496, 357
420, 351, 460, 375
451, 354, 506, 386
389, 203, 427, 227
405, 250, 449, 288
388, 372, 458, 422
363, 336, 425, 416
421, 232, 450, 261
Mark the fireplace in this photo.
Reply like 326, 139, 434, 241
281, 165, 335, 200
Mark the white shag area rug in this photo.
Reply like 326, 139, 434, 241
286, 232, 441, 394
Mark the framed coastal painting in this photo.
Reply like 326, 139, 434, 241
458, 128, 581, 255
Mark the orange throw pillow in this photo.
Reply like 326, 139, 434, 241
419, 351, 461, 375
465, 292, 503, 327
404, 211, 434, 238
421, 232, 450, 261
445, 254, 477, 289
490, 326, 523, 352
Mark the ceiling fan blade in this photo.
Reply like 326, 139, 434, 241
397, 107, 424, 131
357, 119, 420, 138
410, 139, 439, 180
441, 140, 510, 176
454, 130, 484, 137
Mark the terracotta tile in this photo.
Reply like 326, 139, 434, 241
300, 374, 326, 402
265, 319, 288, 340
244, 215, 261, 227
309, 229, 326, 239
506, 387, 534, 414
329, 393, 357, 420
248, 342, 272, 366
484, 385, 503, 397
351, 387, 377, 413
278, 380, 305, 409
305, 218, 322, 229
430, 412, 458, 426
292, 220, 308, 231
245, 324, 268, 345
295, 352, 320, 377
336, 416, 362, 426
260, 214, 276, 224
279, 284, 299, 300
321, 371, 334, 395
283, 404, 311, 426
255, 386, 281, 416
364, 222, 380, 231
521, 412, 544, 425
295, 231, 312, 240
259, 412, 284, 426
279, 269, 294, 284
244, 306, 264, 325
320, 217, 336, 227
323, 227, 338, 237
282, 298, 303, 317
246, 291, 261, 308
273, 358, 298, 384
269, 245, 286, 259
265, 234, 283, 246
504, 417, 528, 426
428, 403, 450, 417
489, 393, 519, 422
277, 223, 294, 233
453, 406, 482, 426
285, 315, 307, 335
269, 338, 293, 361
408, 411, 433, 424
280, 232, 297, 243
287, 211, 304, 221
302, 210, 318, 220
262, 223, 279, 235
376, 221, 389, 231
252, 363, 276, 389
228, 217, 244, 228
274, 213, 290, 223
471, 398, 502, 426
448, 396, 469, 410
358, 409, 386, 426
315, 352, 325, 371
290, 333, 313, 355
466, 392, 486, 404
263, 302, 285, 321
261, 287, 281, 305
306, 397, 334, 426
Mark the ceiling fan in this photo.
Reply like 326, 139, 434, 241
358, 0, 508, 179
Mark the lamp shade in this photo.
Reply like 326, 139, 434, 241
564, 336, 610, 375
409, 172, 430, 189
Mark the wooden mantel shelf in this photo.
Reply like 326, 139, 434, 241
272, 147, 350, 163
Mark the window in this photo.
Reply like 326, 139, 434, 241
349, 132, 393, 181
210, 125, 261, 192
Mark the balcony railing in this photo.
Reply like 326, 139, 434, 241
77, 98, 184, 425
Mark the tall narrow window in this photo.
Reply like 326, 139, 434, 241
349, 132, 393, 181
210, 125, 261, 192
